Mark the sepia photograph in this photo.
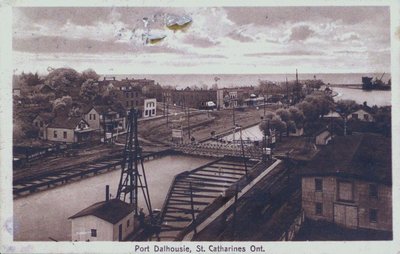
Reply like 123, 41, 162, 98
1, 1, 399, 253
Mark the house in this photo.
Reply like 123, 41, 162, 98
47, 116, 94, 143
347, 109, 374, 122
37, 84, 55, 94
314, 127, 333, 145
32, 112, 54, 139
300, 134, 392, 232
143, 98, 157, 118
83, 105, 126, 133
69, 199, 135, 241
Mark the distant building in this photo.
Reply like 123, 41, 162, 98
169, 87, 217, 109
301, 134, 392, 232
216, 87, 255, 109
348, 109, 374, 122
69, 199, 134, 241
13, 88, 21, 97
143, 98, 157, 118
111, 80, 144, 114
47, 116, 94, 143
33, 112, 55, 140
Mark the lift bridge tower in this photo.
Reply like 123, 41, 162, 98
116, 108, 152, 217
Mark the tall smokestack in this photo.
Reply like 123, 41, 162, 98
106, 185, 110, 201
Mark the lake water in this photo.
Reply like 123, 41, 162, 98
13, 155, 212, 241
332, 87, 391, 106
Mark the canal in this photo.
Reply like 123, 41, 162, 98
332, 87, 391, 106
222, 124, 263, 142
13, 155, 212, 241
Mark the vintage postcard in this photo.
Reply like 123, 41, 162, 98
0, 0, 399, 253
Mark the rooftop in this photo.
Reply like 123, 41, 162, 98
69, 199, 134, 224
48, 116, 87, 129
300, 133, 391, 185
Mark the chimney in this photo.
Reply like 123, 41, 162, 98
105, 185, 110, 201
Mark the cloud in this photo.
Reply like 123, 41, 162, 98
181, 34, 220, 48
12, 36, 186, 55
289, 25, 315, 41
244, 50, 322, 57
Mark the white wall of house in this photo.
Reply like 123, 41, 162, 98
315, 130, 332, 145
143, 98, 157, 118
347, 109, 374, 122
47, 128, 75, 143
112, 212, 135, 241
70, 215, 113, 241
84, 108, 101, 130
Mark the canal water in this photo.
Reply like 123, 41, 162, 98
222, 125, 263, 142
13, 155, 212, 241
332, 87, 391, 106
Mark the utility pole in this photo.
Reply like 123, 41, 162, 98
186, 97, 191, 140
232, 183, 239, 240
189, 182, 197, 234
239, 127, 248, 177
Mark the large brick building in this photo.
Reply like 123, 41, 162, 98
166, 87, 217, 109
300, 134, 392, 232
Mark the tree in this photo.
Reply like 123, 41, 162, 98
80, 79, 100, 102
45, 68, 83, 96
82, 68, 100, 81
304, 92, 334, 118
297, 101, 318, 121
259, 113, 287, 140
276, 108, 291, 136
335, 99, 357, 135
52, 96, 73, 116
288, 106, 305, 128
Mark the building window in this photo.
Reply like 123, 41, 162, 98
369, 209, 378, 223
315, 202, 323, 215
337, 181, 354, 201
152, 109, 155, 115
89, 114, 92, 120
53, 130, 57, 138
369, 184, 378, 198
364, 114, 369, 120
315, 178, 323, 192
63, 131, 67, 139
91, 229, 97, 237
352, 113, 358, 119
127, 219, 130, 227
126, 101, 129, 107
40, 121, 43, 127
93, 114, 96, 120
145, 110, 148, 116
35, 122, 39, 127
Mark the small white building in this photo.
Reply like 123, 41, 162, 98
143, 98, 157, 118
347, 109, 374, 122
69, 199, 135, 241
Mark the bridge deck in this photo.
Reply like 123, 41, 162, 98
155, 157, 259, 241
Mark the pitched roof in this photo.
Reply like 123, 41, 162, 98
48, 116, 87, 129
34, 112, 54, 122
69, 199, 134, 224
300, 133, 391, 185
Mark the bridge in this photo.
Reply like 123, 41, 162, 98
152, 156, 261, 241
173, 142, 265, 160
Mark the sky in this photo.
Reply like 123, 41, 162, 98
12, 6, 391, 75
